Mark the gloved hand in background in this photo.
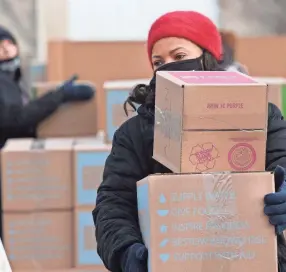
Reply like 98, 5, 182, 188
120, 243, 148, 272
58, 75, 95, 102
264, 165, 286, 234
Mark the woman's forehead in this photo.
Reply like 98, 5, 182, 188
152, 37, 199, 57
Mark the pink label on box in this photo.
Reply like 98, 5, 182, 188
169, 71, 257, 84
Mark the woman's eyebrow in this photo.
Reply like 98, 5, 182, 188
152, 47, 185, 59
169, 47, 185, 54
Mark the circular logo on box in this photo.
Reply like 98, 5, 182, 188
228, 143, 256, 171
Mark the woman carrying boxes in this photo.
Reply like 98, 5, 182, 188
93, 11, 286, 272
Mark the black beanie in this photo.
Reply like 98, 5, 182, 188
0, 26, 17, 44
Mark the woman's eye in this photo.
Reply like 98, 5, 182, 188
153, 61, 163, 67
175, 54, 186, 60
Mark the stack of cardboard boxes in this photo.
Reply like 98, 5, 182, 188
137, 71, 277, 271
152, 71, 268, 173
1, 70, 282, 271
1, 139, 110, 271
0, 76, 148, 271
73, 141, 111, 269
1, 139, 74, 270
31, 76, 286, 143
32, 78, 149, 142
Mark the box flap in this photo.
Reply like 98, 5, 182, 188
254, 77, 286, 84
104, 78, 150, 89
74, 137, 101, 144
43, 138, 74, 150
159, 71, 265, 85
2, 139, 34, 152
73, 142, 111, 151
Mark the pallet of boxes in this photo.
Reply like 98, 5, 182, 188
0, 81, 111, 271
1, 138, 110, 272
137, 71, 278, 271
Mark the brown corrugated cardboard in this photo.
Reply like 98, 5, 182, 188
1, 138, 73, 211
153, 71, 268, 173
73, 142, 111, 207
13, 265, 108, 272
236, 36, 286, 77
137, 172, 277, 272
155, 71, 268, 130
47, 41, 153, 130
3, 211, 73, 270
74, 207, 104, 268
32, 81, 58, 98
104, 79, 149, 142
15, 267, 108, 272
33, 81, 97, 138
254, 77, 286, 116
154, 130, 266, 173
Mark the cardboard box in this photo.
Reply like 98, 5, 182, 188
1, 138, 73, 211
15, 267, 108, 272
104, 79, 149, 142
74, 207, 103, 267
154, 129, 266, 173
33, 81, 97, 138
3, 211, 73, 270
154, 71, 268, 173
155, 71, 267, 130
73, 143, 111, 207
254, 77, 286, 115
236, 36, 286, 78
137, 172, 277, 272
47, 40, 153, 130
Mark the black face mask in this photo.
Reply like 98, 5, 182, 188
0, 56, 20, 74
149, 57, 204, 90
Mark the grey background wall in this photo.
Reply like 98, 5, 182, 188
219, 0, 286, 35
0, 0, 36, 57
2, 0, 286, 61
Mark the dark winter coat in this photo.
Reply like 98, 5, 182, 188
0, 71, 65, 148
93, 103, 286, 272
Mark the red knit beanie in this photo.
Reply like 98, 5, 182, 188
147, 11, 222, 63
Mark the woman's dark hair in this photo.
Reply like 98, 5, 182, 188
219, 32, 235, 69
123, 51, 221, 115
219, 39, 234, 68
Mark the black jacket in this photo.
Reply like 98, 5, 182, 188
0, 71, 65, 148
93, 103, 286, 272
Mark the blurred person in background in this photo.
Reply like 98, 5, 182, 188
0, 26, 95, 149
219, 30, 249, 73
93, 11, 286, 272
0, 26, 94, 239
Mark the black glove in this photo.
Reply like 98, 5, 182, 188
264, 165, 286, 234
120, 243, 148, 272
59, 75, 95, 102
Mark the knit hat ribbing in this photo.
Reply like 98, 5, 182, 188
147, 11, 222, 63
